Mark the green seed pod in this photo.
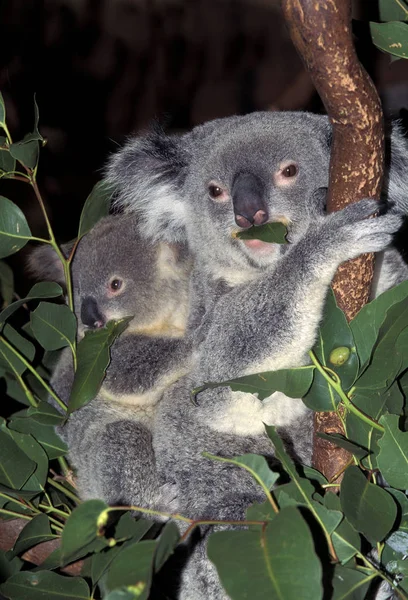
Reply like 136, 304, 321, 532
329, 346, 351, 366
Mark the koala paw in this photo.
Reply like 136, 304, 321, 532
327, 198, 403, 260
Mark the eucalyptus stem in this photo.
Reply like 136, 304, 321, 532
308, 351, 384, 433
47, 476, 80, 504
357, 552, 408, 600
0, 508, 32, 521
39, 503, 70, 519
0, 334, 66, 412
2, 122, 13, 145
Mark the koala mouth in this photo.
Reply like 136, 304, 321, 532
241, 238, 276, 254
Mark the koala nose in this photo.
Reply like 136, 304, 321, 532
232, 172, 268, 229
81, 297, 105, 328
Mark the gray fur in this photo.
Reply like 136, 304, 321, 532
107, 111, 408, 599
30, 214, 192, 510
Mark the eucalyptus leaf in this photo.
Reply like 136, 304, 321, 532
30, 302, 76, 351
0, 429, 35, 489
68, 317, 132, 414
8, 429, 49, 490
8, 417, 68, 460
0, 260, 13, 307
0, 138, 16, 175
340, 466, 397, 544
0, 550, 22, 584
0, 282, 63, 331
332, 565, 375, 600
204, 452, 279, 497
316, 432, 368, 459
324, 494, 361, 564
114, 514, 153, 542
78, 180, 113, 240
208, 507, 323, 600
0, 196, 32, 259
12, 514, 56, 556
26, 401, 65, 426
193, 366, 314, 402
61, 499, 109, 564
370, 21, 408, 59
379, 0, 408, 21
153, 521, 180, 573
350, 280, 408, 368
9, 139, 39, 171
235, 221, 288, 244
104, 590, 144, 600
107, 540, 157, 593
0, 571, 90, 600
0, 324, 35, 376
377, 414, 408, 489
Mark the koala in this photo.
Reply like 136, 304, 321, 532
29, 214, 193, 510
106, 112, 407, 599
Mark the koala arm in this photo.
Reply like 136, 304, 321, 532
49, 347, 74, 412
197, 200, 402, 383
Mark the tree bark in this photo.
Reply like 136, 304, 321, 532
281, 0, 384, 481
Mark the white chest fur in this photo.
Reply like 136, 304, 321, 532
209, 390, 308, 436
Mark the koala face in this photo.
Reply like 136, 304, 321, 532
182, 112, 331, 270
107, 112, 333, 276
29, 214, 191, 336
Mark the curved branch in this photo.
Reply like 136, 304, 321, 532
281, 0, 384, 480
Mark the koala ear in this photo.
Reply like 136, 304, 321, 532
27, 241, 75, 286
105, 127, 190, 244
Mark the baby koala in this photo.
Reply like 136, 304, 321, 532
29, 214, 192, 510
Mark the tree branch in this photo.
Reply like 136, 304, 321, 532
281, 0, 384, 481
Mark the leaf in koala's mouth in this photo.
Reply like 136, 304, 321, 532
234, 221, 288, 245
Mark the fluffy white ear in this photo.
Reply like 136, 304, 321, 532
105, 128, 190, 243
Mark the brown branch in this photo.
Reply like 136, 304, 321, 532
281, 0, 384, 482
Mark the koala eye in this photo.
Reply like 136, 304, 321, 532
282, 164, 298, 178
208, 184, 223, 198
109, 278, 123, 292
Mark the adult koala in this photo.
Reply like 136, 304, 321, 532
107, 112, 407, 599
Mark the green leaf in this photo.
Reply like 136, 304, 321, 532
203, 452, 279, 496
0, 571, 90, 600
8, 417, 68, 460
153, 521, 180, 572
379, 0, 408, 21
304, 290, 358, 411
0, 550, 22, 584
0, 324, 35, 376
356, 297, 408, 389
77, 180, 113, 240
316, 433, 368, 460
30, 302, 76, 351
0, 196, 32, 259
340, 466, 397, 544
68, 317, 132, 414
107, 540, 157, 593
0, 260, 13, 307
194, 366, 314, 402
350, 280, 408, 368
0, 92, 5, 126
8, 429, 49, 490
61, 499, 109, 563
0, 282, 63, 331
105, 590, 145, 600
377, 414, 408, 489
12, 514, 57, 556
0, 138, 16, 175
346, 388, 394, 470
370, 21, 408, 59
27, 401, 65, 426
114, 514, 153, 542
332, 565, 375, 600
8, 97, 43, 171
208, 506, 323, 600
235, 221, 288, 244
324, 494, 361, 564
0, 429, 35, 489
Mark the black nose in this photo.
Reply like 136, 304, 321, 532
81, 297, 105, 328
232, 172, 268, 229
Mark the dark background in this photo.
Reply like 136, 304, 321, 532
1, 0, 408, 279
